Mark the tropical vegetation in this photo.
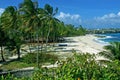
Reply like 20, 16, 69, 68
0, 0, 86, 62
0, 53, 120, 80
0, 0, 120, 80
99, 42, 120, 61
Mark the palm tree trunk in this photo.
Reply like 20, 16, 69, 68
29, 33, 32, 53
0, 46, 5, 62
46, 26, 50, 49
16, 46, 20, 59
36, 28, 41, 68
46, 31, 50, 44
37, 33, 39, 67
40, 31, 43, 52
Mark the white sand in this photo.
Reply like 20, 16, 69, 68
61, 34, 105, 54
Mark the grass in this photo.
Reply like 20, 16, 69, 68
0, 52, 59, 71
0, 60, 35, 71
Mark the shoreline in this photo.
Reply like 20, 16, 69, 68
61, 34, 106, 54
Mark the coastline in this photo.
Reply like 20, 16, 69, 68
61, 34, 106, 54
94, 33, 120, 44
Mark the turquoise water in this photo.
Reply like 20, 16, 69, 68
95, 33, 120, 44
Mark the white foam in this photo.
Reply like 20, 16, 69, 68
94, 38, 109, 45
106, 36, 113, 38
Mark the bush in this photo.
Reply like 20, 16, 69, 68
1, 61, 32, 71
1, 52, 120, 80
32, 53, 120, 80
21, 53, 58, 64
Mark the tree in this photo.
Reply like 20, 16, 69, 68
57, 22, 66, 39
77, 25, 86, 36
65, 24, 76, 36
43, 4, 60, 43
0, 24, 6, 61
99, 42, 120, 60
19, 0, 45, 53
19, 0, 40, 34
1, 6, 23, 59
19, 0, 44, 68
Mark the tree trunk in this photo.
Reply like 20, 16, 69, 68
37, 33, 39, 67
46, 31, 49, 45
29, 33, 32, 53
16, 46, 20, 59
0, 46, 5, 62
45, 26, 51, 53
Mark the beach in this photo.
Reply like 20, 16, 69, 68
58, 34, 105, 54
54, 34, 108, 60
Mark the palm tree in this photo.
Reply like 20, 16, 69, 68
0, 24, 6, 61
19, 0, 45, 38
19, 0, 43, 52
99, 42, 120, 61
1, 6, 23, 59
19, 0, 46, 67
43, 4, 60, 43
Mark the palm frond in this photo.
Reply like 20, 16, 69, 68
98, 51, 115, 60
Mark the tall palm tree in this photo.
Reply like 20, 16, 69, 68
19, 0, 43, 52
0, 24, 6, 61
19, 0, 41, 39
19, 0, 46, 67
99, 42, 120, 61
44, 4, 60, 43
1, 6, 23, 59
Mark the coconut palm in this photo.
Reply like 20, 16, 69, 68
19, 0, 38, 39
19, 0, 47, 67
0, 24, 6, 61
99, 42, 120, 61
43, 4, 60, 43
19, 0, 45, 52
1, 6, 23, 59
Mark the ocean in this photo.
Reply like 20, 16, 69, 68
95, 33, 120, 44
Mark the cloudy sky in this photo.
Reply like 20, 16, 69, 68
0, 0, 120, 29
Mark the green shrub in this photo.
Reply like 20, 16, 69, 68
32, 53, 120, 80
1, 52, 120, 80
0, 74, 29, 80
0, 61, 34, 71
21, 53, 58, 64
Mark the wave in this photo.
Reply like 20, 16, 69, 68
94, 38, 109, 45
95, 33, 120, 44
106, 36, 113, 38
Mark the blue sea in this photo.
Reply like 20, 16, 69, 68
95, 33, 120, 44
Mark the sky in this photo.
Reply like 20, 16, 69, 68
0, 0, 120, 29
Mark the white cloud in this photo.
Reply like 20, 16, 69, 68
0, 8, 4, 15
56, 12, 81, 26
95, 12, 120, 25
117, 12, 120, 16
56, 11, 120, 29
82, 12, 120, 29
95, 12, 120, 20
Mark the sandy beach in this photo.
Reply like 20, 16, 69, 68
58, 34, 105, 54
54, 34, 108, 60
